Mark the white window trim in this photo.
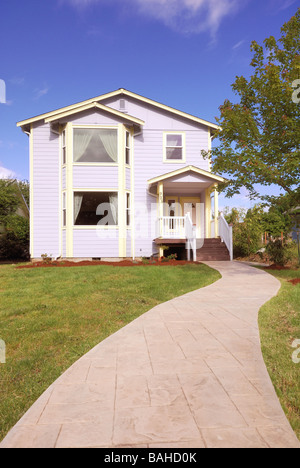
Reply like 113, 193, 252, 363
163, 132, 186, 163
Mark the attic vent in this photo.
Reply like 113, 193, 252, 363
119, 99, 127, 112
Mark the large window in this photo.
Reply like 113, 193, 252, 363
74, 192, 118, 226
164, 133, 185, 162
73, 128, 118, 163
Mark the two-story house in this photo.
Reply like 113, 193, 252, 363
17, 88, 232, 261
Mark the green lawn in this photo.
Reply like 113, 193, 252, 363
0, 262, 220, 442
258, 267, 300, 439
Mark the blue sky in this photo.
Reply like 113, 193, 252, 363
0, 0, 298, 210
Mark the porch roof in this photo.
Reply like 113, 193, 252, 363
148, 165, 225, 192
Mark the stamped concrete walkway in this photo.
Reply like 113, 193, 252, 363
1, 261, 300, 448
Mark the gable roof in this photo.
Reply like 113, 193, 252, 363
148, 165, 225, 186
17, 88, 220, 132
44, 101, 145, 126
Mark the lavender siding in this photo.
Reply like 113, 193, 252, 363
132, 127, 209, 257
62, 167, 66, 190
64, 110, 130, 127
103, 95, 210, 132
62, 230, 66, 258
73, 229, 119, 258
126, 230, 131, 257
32, 123, 60, 258
73, 166, 118, 189
125, 167, 131, 191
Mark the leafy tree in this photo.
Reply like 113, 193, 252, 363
0, 214, 29, 260
18, 180, 30, 208
204, 9, 300, 206
223, 205, 264, 257
0, 179, 29, 260
261, 208, 291, 238
0, 179, 20, 221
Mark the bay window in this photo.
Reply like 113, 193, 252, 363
74, 192, 118, 226
73, 128, 118, 163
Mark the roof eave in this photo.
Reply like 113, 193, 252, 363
148, 165, 225, 185
17, 88, 220, 131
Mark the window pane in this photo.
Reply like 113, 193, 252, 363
166, 147, 183, 160
166, 134, 182, 147
73, 128, 118, 163
126, 148, 130, 165
62, 147, 66, 165
126, 131, 130, 148
74, 192, 118, 226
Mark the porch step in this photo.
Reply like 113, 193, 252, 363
196, 237, 230, 261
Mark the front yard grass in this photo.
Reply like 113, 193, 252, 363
0, 262, 220, 442
258, 267, 300, 440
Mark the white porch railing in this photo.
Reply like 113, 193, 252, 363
159, 216, 185, 238
218, 212, 233, 260
158, 214, 196, 261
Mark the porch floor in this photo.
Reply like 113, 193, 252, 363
154, 238, 186, 245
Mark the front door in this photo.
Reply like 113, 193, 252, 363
180, 197, 201, 237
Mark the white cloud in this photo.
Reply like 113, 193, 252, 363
34, 85, 49, 100
219, 187, 255, 212
0, 166, 16, 180
232, 39, 245, 50
270, 0, 298, 11
62, 0, 242, 38
10, 77, 25, 86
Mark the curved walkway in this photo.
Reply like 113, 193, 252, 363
1, 261, 299, 448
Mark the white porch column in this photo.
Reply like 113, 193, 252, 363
214, 185, 219, 238
157, 182, 164, 256
205, 188, 211, 238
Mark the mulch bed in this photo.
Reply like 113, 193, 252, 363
16, 259, 197, 269
288, 278, 300, 285
264, 264, 291, 270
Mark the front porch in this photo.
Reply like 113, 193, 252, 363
148, 166, 233, 261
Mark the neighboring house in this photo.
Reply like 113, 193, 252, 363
17, 88, 232, 261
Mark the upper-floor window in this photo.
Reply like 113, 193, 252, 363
73, 127, 118, 163
125, 131, 130, 166
164, 133, 185, 162
62, 130, 66, 165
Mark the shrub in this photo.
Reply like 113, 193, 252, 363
266, 239, 292, 266
229, 206, 264, 257
0, 214, 29, 260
